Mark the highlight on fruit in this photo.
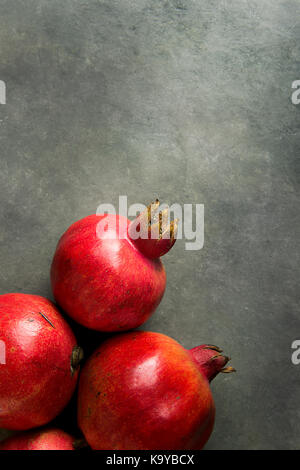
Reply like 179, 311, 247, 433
0, 340, 5, 365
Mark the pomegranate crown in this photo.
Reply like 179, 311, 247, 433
128, 199, 178, 259
188, 344, 236, 382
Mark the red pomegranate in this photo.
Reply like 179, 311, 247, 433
0, 294, 83, 430
0, 428, 75, 450
51, 200, 177, 332
77, 331, 234, 450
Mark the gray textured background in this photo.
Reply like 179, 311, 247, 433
0, 0, 299, 450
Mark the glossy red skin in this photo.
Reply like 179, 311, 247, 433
51, 214, 166, 332
0, 428, 75, 450
78, 332, 215, 450
0, 294, 79, 430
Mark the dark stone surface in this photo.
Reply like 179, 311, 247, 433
0, 0, 299, 449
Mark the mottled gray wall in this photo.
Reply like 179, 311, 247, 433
0, 0, 299, 449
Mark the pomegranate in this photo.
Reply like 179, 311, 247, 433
51, 200, 177, 332
0, 294, 83, 430
77, 331, 234, 450
0, 428, 75, 450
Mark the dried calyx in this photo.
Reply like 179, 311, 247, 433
128, 200, 178, 259
71, 346, 84, 377
188, 344, 236, 382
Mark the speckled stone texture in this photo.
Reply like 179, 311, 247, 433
0, 0, 299, 449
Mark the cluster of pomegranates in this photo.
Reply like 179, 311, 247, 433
0, 201, 234, 450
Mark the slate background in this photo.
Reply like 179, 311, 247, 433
0, 0, 299, 449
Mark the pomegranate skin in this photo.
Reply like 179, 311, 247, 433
78, 332, 215, 450
0, 428, 75, 450
0, 294, 80, 431
51, 214, 167, 332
